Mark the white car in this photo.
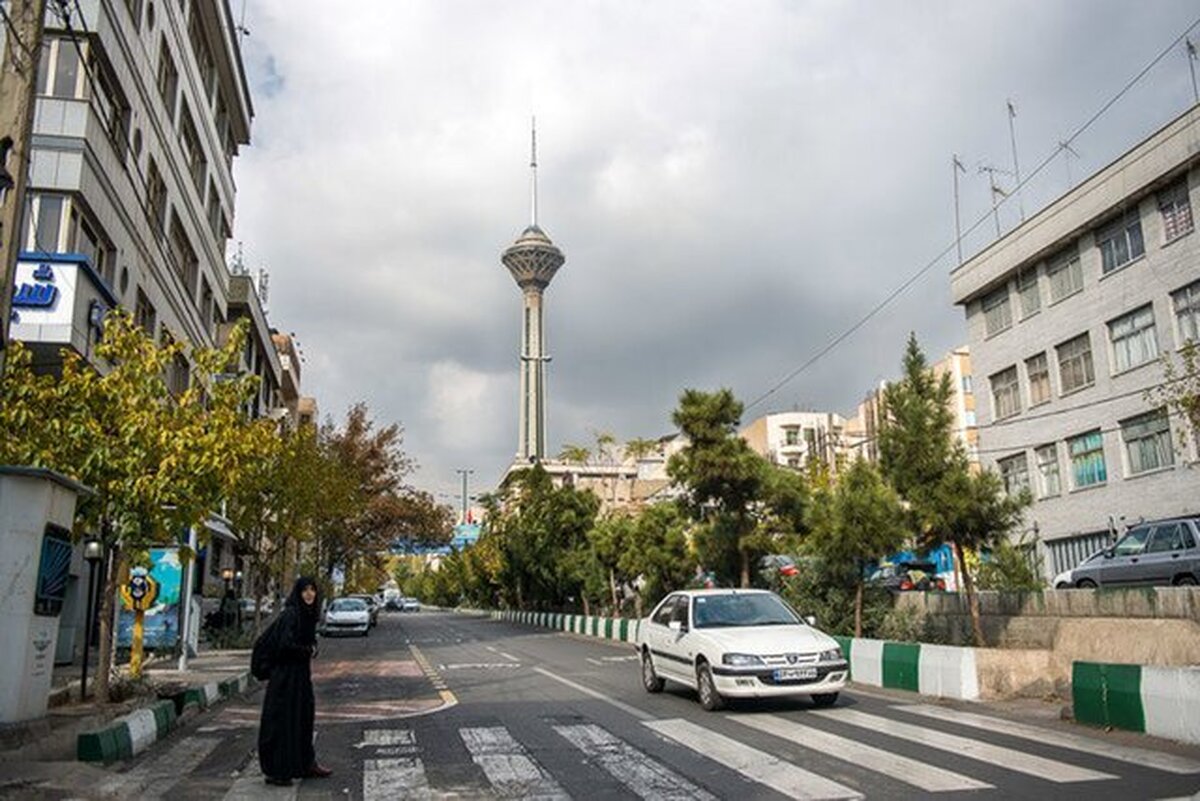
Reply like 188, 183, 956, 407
322, 598, 371, 637
400, 597, 421, 613
1053, 548, 1107, 588
637, 589, 848, 711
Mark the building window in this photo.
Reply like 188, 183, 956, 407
1025, 352, 1051, 406
1056, 333, 1094, 394
990, 366, 1021, 420
179, 102, 206, 197
1173, 280, 1200, 344
1017, 270, 1040, 319
1068, 430, 1107, 489
146, 159, 167, 236
1034, 444, 1061, 499
123, 0, 143, 31
784, 427, 799, 446
1108, 305, 1158, 374
1046, 246, 1084, 303
1121, 409, 1173, 475
156, 37, 178, 123
134, 288, 156, 335
982, 286, 1013, 337
187, 5, 217, 100
66, 201, 112, 283
200, 277, 213, 336
36, 38, 82, 99
168, 213, 198, 297
961, 374, 973, 395
998, 453, 1029, 496
22, 193, 66, 253
1097, 210, 1145, 274
1159, 180, 1194, 243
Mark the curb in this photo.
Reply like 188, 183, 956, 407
488, 608, 642, 646
1073, 661, 1200, 746
77, 670, 256, 763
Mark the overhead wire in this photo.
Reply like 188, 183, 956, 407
743, 14, 1200, 415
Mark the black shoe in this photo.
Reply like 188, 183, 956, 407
265, 776, 293, 786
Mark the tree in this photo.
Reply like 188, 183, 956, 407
811, 458, 908, 636
618, 503, 694, 616
877, 334, 1029, 646
557, 444, 591, 464
1148, 339, 1200, 450
623, 437, 660, 462
668, 388, 767, 587
0, 313, 266, 697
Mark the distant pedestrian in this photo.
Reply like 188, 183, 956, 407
257, 576, 332, 786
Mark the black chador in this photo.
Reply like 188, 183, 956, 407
257, 576, 329, 784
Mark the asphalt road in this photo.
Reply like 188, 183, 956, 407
91, 609, 1200, 800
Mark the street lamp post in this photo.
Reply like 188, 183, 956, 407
221, 567, 234, 630
235, 570, 244, 630
80, 537, 103, 700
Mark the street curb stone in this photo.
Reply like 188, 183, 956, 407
77, 669, 255, 763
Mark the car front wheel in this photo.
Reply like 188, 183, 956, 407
811, 692, 839, 708
641, 650, 664, 693
696, 663, 725, 711
1175, 575, 1198, 586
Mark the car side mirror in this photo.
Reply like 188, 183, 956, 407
804, 615, 817, 627
668, 620, 685, 633
1104, 548, 1115, 559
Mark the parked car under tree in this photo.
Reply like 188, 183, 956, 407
1069, 517, 1200, 588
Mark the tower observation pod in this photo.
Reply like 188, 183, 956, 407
502, 119, 564, 462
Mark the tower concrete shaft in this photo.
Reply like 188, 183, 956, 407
502, 224, 563, 462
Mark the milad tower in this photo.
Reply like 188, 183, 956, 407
502, 121, 565, 463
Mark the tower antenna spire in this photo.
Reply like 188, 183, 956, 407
530, 116, 538, 227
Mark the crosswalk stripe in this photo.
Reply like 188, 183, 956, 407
554, 723, 718, 801
810, 708, 1115, 783
644, 718, 862, 800
896, 704, 1200, 775
729, 714, 993, 792
363, 757, 432, 801
459, 726, 569, 800
221, 756, 298, 800
96, 735, 223, 796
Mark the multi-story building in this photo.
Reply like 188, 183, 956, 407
951, 104, 1200, 580
741, 411, 846, 471
931, 346, 980, 465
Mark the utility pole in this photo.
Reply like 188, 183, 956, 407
0, 0, 47, 377
455, 469, 474, 525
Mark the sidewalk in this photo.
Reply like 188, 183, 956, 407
0, 647, 257, 797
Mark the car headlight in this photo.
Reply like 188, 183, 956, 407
722, 653, 765, 667
818, 647, 843, 662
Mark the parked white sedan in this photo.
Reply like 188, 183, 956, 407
637, 589, 848, 711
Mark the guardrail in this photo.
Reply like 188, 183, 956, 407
1073, 661, 1200, 746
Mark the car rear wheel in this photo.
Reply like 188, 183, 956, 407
641, 650, 664, 693
696, 663, 725, 711
811, 692, 839, 708
1174, 575, 1198, 586
1075, 578, 1097, 589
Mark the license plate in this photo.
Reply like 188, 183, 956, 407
774, 667, 818, 681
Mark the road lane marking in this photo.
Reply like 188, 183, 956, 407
438, 662, 522, 670
729, 714, 992, 792
532, 666, 654, 721
554, 723, 718, 801
586, 658, 604, 666
97, 735, 223, 795
363, 757, 431, 801
811, 708, 1115, 783
459, 726, 569, 800
896, 704, 1200, 775
409, 643, 459, 709
499, 651, 520, 662
356, 729, 416, 748
644, 718, 862, 800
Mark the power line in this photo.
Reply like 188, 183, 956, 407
744, 14, 1200, 415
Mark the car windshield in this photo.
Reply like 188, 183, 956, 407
331, 599, 366, 612
693, 593, 799, 628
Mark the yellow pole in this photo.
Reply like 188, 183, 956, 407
130, 608, 145, 677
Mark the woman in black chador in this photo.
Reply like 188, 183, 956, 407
258, 576, 332, 786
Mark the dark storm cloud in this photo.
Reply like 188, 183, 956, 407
232, 0, 1200, 494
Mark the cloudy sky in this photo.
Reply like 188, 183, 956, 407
231, 1, 1200, 501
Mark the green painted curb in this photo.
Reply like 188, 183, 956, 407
832, 635, 852, 677
882, 642, 920, 692
619, 619, 629, 641
1073, 661, 1146, 732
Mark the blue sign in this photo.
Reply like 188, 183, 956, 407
32, 263, 54, 281
12, 281, 58, 308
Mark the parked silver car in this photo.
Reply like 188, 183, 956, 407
1070, 517, 1200, 588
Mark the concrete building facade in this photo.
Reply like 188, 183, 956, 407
741, 411, 847, 471
951, 105, 1200, 580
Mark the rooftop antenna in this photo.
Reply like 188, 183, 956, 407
978, 163, 1012, 238
230, 240, 247, 275
1188, 38, 1198, 105
952, 154, 966, 265
529, 116, 538, 227
1006, 99, 1025, 221
1057, 139, 1080, 189
236, 0, 250, 39
257, 268, 269, 309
